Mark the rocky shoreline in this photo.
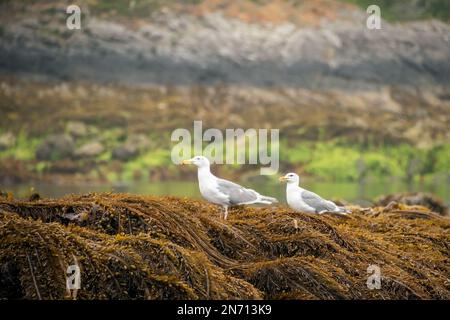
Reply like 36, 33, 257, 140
1, 4, 449, 88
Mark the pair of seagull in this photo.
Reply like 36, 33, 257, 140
182, 156, 348, 219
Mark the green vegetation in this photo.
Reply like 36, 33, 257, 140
1, 129, 449, 183
0, 131, 42, 161
281, 141, 450, 182
121, 149, 171, 181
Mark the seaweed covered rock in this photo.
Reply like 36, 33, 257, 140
35, 134, 75, 161
0, 193, 449, 300
112, 135, 151, 161
376, 192, 449, 216
0, 132, 16, 151
73, 141, 105, 159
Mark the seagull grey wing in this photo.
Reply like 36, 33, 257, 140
217, 179, 258, 205
301, 190, 336, 213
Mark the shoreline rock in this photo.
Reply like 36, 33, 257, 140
0, 193, 448, 299
1, 6, 449, 88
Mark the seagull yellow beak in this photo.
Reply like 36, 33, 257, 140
181, 159, 192, 165
279, 176, 288, 182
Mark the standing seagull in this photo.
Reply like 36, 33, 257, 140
279, 173, 349, 214
182, 156, 277, 219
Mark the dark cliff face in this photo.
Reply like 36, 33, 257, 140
1, 4, 449, 89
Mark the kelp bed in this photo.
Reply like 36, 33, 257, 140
0, 193, 449, 300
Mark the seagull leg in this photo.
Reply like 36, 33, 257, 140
223, 206, 229, 220
219, 206, 224, 219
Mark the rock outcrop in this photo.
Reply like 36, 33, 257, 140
0, 2, 449, 88
35, 134, 75, 160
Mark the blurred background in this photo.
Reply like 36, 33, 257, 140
0, 0, 449, 207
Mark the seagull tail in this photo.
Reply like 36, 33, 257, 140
258, 195, 278, 204
338, 206, 351, 214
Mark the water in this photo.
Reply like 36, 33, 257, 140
3, 179, 449, 207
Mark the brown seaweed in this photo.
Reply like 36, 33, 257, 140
0, 193, 449, 300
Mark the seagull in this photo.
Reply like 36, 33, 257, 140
182, 156, 278, 219
279, 173, 349, 214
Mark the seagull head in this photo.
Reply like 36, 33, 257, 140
181, 155, 210, 168
279, 172, 299, 184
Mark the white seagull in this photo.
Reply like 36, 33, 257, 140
182, 156, 278, 219
279, 173, 349, 214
